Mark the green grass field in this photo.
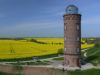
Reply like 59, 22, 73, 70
0, 38, 94, 59
0, 72, 21, 75
85, 46, 100, 65
68, 69, 100, 75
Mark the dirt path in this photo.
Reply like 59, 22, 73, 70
81, 49, 88, 57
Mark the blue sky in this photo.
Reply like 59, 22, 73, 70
0, 0, 100, 37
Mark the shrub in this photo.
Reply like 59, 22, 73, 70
58, 48, 64, 55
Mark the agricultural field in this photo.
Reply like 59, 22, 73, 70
0, 38, 94, 59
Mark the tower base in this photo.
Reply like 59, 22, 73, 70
64, 55, 81, 68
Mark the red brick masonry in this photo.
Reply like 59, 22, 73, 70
64, 14, 81, 67
0, 64, 67, 75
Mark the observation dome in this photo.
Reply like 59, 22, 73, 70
66, 5, 78, 14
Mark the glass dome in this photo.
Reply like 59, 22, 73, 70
66, 5, 78, 14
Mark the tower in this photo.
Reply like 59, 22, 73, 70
63, 5, 81, 67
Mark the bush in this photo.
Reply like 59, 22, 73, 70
95, 44, 100, 47
58, 48, 64, 55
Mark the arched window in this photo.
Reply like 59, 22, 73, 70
65, 37, 66, 40
64, 48, 67, 52
77, 25, 79, 30
65, 25, 67, 30
77, 37, 79, 41
76, 48, 80, 53
65, 17, 70, 20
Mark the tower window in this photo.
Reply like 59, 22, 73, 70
76, 23, 80, 25
65, 25, 67, 30
77, 37, 79, 41
64, 23, 67, 25
65, 17, 70, 20
76, 48, 80, 53
77, 25, 79, 30
65, 37, 66, 40
65, 48, 67, 51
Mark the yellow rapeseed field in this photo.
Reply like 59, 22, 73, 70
0, 38, 94, 59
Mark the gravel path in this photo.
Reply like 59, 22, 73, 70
81, 49, 88, 57
0, 55, 64, 64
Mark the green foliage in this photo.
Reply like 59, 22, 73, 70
53, 57, 64, 60
94, 44, 100, 47
0, 72, 23, 75
58, 48, 64, 55
29, 39, 48, 44
84, 46, 100, 65
68, 69, 100, 75
26, 61, 49, 65
11, 61, 49, 65
14, 61, 23, 70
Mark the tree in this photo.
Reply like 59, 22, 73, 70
14, 61, 23, 74
95, 44, 100, 47
58, 48, 64, 55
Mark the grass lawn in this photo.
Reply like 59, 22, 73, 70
0, 72, 22, 75
53, 57, 64, 60
68, 69, 100, 75
10, 61, 49, 65
85, 46, 100, 65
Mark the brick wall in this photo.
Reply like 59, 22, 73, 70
0, 64, 67, 75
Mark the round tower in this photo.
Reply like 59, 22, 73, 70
63, 5, 81, 67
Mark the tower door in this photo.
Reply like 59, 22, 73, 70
77, 58, 80, 67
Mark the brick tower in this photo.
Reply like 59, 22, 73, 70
63, 5, 81, 67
